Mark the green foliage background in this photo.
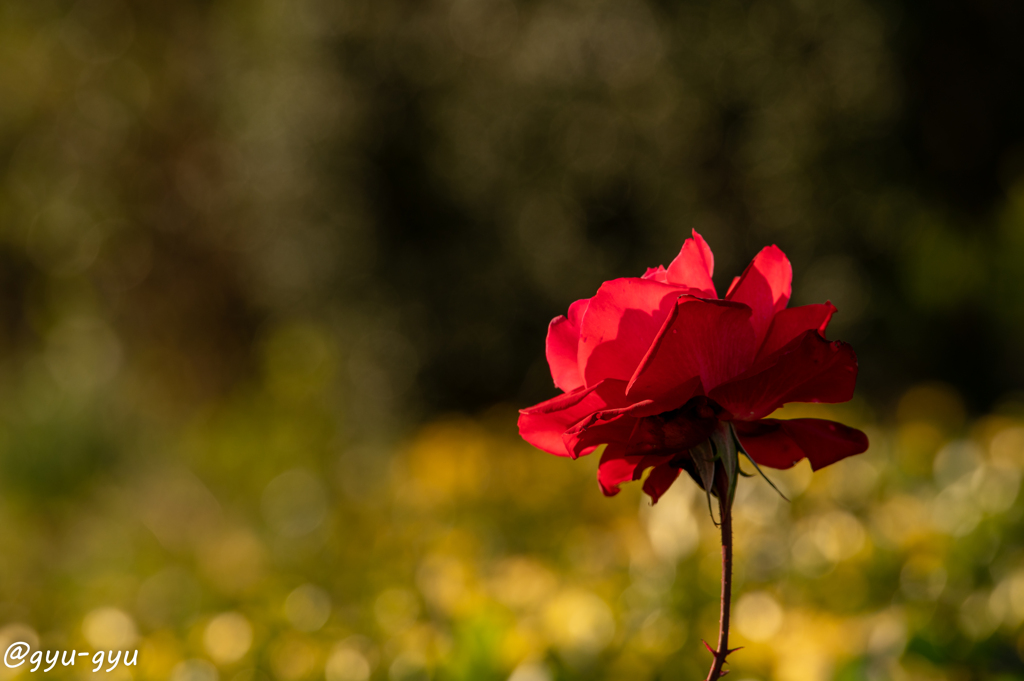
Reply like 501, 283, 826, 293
0, 1, 1023, 680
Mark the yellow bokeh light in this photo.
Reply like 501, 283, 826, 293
82, 607, 137, 650
285, 584, 332, 632
542, 588, 615, 658
203, 612, 253, 665
736, 592, 784, 642
325, 644, 371, 681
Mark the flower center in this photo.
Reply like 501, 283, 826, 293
647, 395, 723, 457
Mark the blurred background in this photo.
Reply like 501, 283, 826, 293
1, 0, 1023, 679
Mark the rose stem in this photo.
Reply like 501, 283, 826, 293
704, 467, 734, 681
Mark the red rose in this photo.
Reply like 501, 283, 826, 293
518, 230, 869, 502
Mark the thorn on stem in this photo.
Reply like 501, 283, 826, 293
702, 640, 743, 660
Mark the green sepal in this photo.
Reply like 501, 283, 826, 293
689, 439, 717, 522
733, 434, 790, 502
710, 422, 739, 505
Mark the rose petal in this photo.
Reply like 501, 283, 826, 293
565, 411, 639, 460
642, 265, 669, 283
709, 330, 858, 421
627, 297, 756, 399
755, 302, 836, 362
726, 245, 792, 345
666, 230, 717, 297
563, 396, 718, 459
546, 298, 589, 392
578, 278, 686, 386
642, 462, 682, 503
734, 418, 869, 470
597, 445, 671, 496
518, 379, 629, 457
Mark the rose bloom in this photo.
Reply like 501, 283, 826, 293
518, 231, 868, 502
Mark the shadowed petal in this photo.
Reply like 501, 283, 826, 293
578, 278, 686, 386
710, 330, 858, 421
734, 418, 869, 470
627, 297, 756, 399
597, 445, 672, 496
666, 230, 717, 297
562, 395, 718, 459
642, 462, 682, 503
565, 410, 641, 461
755, 302, 836, 362
726, 245, 792, 345
518, 379, 629, 457
546, 298, 589, 392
